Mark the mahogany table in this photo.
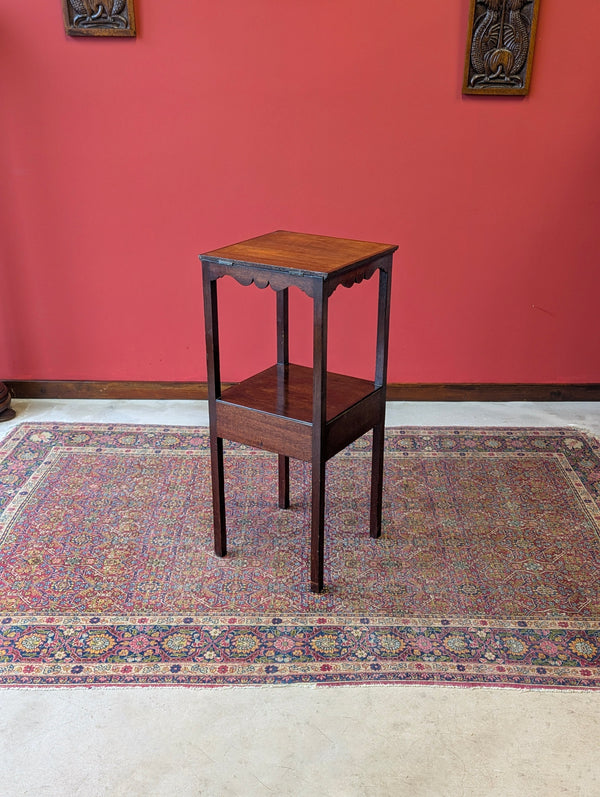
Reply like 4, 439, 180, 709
200, 231, 397, 592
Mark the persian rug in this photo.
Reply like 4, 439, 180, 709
0, 423, 599, 689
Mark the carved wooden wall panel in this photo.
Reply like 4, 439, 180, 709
463, 0, 540, 95
62, 0, 136, 37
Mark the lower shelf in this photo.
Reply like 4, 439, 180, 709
218, 363, 375, 422
215, 363, 385, 461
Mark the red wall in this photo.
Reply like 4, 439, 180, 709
2, 1, 599, 384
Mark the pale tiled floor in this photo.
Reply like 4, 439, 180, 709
1, 400, 599, 797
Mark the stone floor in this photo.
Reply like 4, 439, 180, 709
1, 400, 599, 796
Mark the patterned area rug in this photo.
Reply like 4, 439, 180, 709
0, 423, 599, 689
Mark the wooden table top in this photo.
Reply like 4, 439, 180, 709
200, 230, 397, 276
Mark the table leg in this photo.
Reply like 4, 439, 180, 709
311, 459, 326, 593
370, 416, 385, 538
374, 263, 393, 389
370, 262, 393, 540
210, 435, 227, 556
278, 455, 290, 510
311, 284, 328, 593
202, 266, 227, 557
277, 289, 290, 509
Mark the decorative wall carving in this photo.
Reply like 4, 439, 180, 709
62, 0, 136, 37
463, 0, 540, 95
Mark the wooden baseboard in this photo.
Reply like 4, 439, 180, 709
5, 380, 600, 402
6, 381, 214, 400
387, 384, 600, 401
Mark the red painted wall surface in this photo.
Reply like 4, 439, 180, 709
2, 1, 599, 383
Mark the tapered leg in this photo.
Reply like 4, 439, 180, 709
202, 263, 227, 557
311, 454, 326, 592
278, 454, 290, 509
311, 283, 328, 593
370, 263, 393, 540
277, 289, 290, 510
211, 435, 227, 556
370, 417, 385, 538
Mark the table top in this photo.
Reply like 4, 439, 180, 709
200, 230, 397, 276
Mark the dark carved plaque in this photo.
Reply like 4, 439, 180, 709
463, 0, 540, 95
62, 0, 136, 37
